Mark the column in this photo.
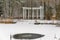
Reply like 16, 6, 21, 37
40, 8, 41, 19
40, 7, 44, 20
28, 9, 29, 19
23, 8, 25, 19
25, 9, 26, 19
37, 9, 38, 19
32, 9, 34, 19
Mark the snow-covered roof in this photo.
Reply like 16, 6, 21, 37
23, 6, 44, 9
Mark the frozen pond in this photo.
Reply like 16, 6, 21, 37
0, 20, 60, 40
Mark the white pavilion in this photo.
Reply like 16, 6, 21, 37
22, 6, 44, 20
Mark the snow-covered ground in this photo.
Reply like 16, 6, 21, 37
0, 20, 60, 40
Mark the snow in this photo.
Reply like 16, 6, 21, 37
0, 20, 60, 40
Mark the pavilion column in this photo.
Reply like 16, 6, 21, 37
23, 8, 24, 19
37, 9, 38, 19
28, 9, 29, 19
23, 8, 27, 19
25, 9, 26, 19
32, 9, 34, 19
40, 7, 44, 20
